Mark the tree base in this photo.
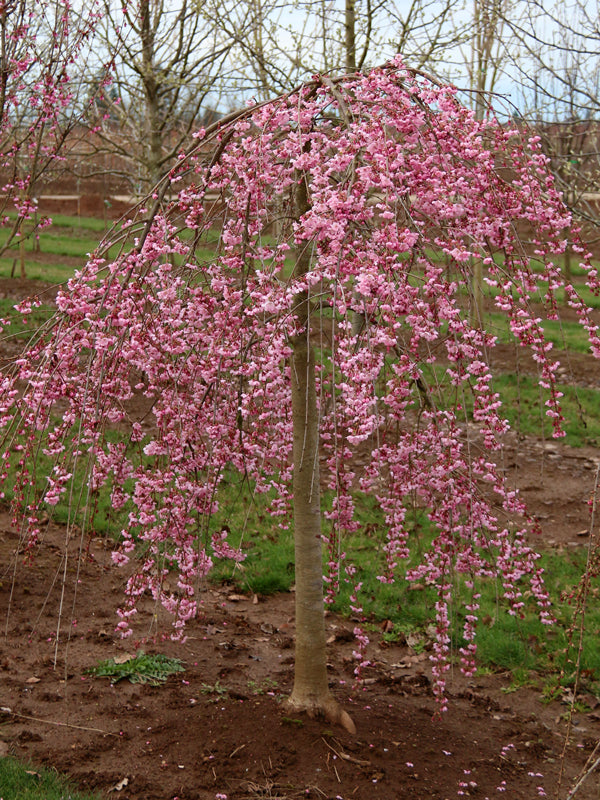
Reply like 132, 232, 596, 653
283, 693, 356, 734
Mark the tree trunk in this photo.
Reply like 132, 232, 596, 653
19, 237, 26, 280
345, 0, 356, 72
470, 257, 484, 328
470, 0, 504, 329
285, 172, 355, 734
287, 329, 329, 708
140, 0, 163, 189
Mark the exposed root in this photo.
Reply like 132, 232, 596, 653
283, 694, 356, 735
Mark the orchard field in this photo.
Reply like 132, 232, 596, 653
0, 212, 600, 799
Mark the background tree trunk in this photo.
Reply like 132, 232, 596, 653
468, 0, 506, 328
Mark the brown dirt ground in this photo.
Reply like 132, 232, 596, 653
1, 277, 600, 800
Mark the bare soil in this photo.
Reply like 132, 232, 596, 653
1, 278, 600, 799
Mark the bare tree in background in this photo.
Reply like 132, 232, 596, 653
463, 0, 513, 325
67, 0, 508, 200
74, 0, 235, 194
209, 0, 472, 100
468, 0, 510, 118
502, 0, 600, 259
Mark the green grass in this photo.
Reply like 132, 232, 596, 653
492, 373, 600, 446
14, 233, 103, 259
0, 255, 79, 285
471, 548, 600, 695
420, 365, 600, 449
0, 297, 56, 338
31, 213, 110, 233
0, 259, 70, 285
348, 529, 600, 693
0, 212, 109, 237
211, 476, 600, 696
207, 474, 296, 594
0, 414, 135, 540
0, 757, 101, 799
486, 310, 600, 352
0, 213, 124, 284
536, 316, 596, 353
0, 213, 223, 284
232, 530, 295, 595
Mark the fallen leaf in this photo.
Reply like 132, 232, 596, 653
206, 625, 225, 635
113, 653, 134, 665
406, 633, 423, 649
110, 777, 129, 792
25, 676, 40, 684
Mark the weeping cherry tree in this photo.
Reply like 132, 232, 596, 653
3, 59, 599, 731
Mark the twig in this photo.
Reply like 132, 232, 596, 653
565, 741, 600, 799
333, 762, 341, 783
7, 709, 120, 736
321, 737, 370, 766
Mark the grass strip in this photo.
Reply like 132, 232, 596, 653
0, 756, 101, 799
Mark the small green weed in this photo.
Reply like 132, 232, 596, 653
200, 679, 228, 696
247, 677, 279, 695
500, 667, 534, 693
380, 621, 426, 649
541, 677, 567, 704
85, 651, 184, 686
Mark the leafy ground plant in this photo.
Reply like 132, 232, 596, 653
85, 651, 185, 685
